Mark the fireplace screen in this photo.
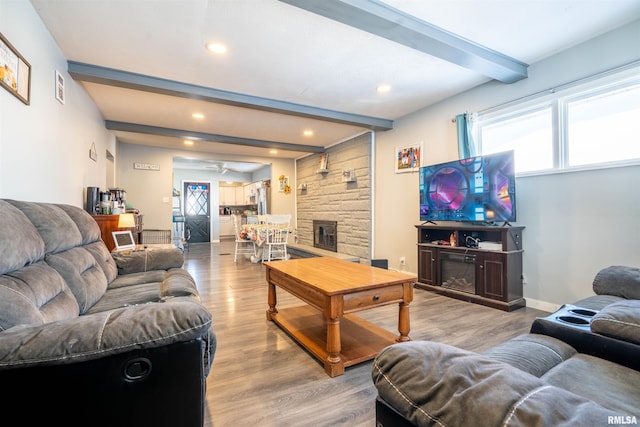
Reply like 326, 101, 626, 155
440, 252, 476, 294
313, 220, 337, 252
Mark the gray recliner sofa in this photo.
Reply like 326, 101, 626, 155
372, 265, 640, 427
0, 199, 215, 427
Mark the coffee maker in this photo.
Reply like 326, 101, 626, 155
86, 187, 127, 214
85, 186, 100, 215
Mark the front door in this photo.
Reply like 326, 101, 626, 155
184, 182, 211, 243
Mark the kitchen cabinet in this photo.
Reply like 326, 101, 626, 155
220, 187, 236, 205
219, 215, 234, 236
235, 186, 244, 204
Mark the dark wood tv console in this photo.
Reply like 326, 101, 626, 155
416, 223, 525, 311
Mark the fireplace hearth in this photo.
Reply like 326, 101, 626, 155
313, 220, 337, 252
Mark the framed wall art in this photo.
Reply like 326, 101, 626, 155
0, 32, 31, 105
395, 142, 423, 173
55, 70, 65, 104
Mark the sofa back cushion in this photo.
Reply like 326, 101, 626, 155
84, 241, 118, 284
0, 200, 45, 275
46, 247, 109, 313
6, 200, 83, 254
593, 265, 640, 300
0, 262, 79, 330
4, 200, 109, 313
0, 201, 79, 329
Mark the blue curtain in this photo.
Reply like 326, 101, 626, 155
456, 113, 476, 159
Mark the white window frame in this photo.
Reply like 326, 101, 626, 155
475, 62, 640, 176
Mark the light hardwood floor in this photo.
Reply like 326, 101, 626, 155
185, 241, 549, 427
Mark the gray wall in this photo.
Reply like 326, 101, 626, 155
0, 1, 115, 205
373, 19, 640, 311
296, 133, 372, 260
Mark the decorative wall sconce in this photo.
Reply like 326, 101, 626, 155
342, 169, 356, 183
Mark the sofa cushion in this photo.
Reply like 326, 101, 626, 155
372, 341, 620, 427
45, 247, 108, 313
572, 294, 625, 311
590, 300, 640, 345
0, 261, 79, 330
7, 200, 82, 255
0, 200, 45, 275
84, 241, 118, 284
0, 297, 212, 368
592, 265, 640, 300
86, 269, 199, 314
541, 353, 640, 415
111, 248, 184, 275
482, 334, 577, 377
55, 203, 102, 245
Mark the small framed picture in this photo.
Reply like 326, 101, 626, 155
395, 142, 423, 173
55, 70, 65, 104
0, 32, 31, 105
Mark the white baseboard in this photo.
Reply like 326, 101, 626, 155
525, 298, 561, 314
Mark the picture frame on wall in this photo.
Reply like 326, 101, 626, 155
55, 70, 65, 104
0, 32, 31, 105
395, 142, 423, 173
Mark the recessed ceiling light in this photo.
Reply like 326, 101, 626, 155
303, 130, 314, 137
377, 84, 392, 93
269, 149, 278, 155
206, 42, 227, 54
192, 113, 205, 119
183, 140, 194, 146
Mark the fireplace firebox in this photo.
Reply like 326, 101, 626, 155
313, 220, 337, 252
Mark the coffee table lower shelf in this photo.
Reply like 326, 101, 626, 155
268, 305, 399, 376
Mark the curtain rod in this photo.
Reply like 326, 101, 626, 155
477, 59, 639, 116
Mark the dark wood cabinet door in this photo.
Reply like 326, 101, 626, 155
418, 246, 436, 285
479, 252, 506, 301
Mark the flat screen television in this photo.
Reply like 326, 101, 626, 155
419, 150, 516, 223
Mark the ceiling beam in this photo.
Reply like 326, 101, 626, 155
278, 0, 528, 83
69, 61, 394, 131
105, 121, 326, 154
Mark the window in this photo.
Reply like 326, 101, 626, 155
566, 84, 640, 167
476, 64, 640, 174
480, 105, 553, 173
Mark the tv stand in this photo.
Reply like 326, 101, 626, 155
416, 223, 525, 312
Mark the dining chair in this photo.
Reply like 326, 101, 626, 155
232, 214, 256, 262
262, 214, 291, 262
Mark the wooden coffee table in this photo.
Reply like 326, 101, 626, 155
264, 257, 416, 377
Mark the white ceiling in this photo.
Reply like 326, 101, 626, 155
30, 0, 640, 172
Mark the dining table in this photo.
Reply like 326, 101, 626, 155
240, 223, 292, 263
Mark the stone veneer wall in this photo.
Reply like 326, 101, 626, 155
296, 133, 372, 261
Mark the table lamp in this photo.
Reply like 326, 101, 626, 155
118, 213, 136, 229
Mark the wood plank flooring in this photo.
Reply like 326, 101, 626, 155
185, 241, 549, 427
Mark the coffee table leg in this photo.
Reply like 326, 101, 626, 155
397, 301, 411, 342
266, 282, 278, 320
325, 316, 344, 377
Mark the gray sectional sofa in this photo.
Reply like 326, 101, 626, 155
0, 199, 215, 427
372, 265, 640, 427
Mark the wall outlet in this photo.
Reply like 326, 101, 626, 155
399, 256, 406, 266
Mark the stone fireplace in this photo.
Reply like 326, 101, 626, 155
313, 220, 338, 252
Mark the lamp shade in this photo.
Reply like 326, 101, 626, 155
118, 213, 136, 228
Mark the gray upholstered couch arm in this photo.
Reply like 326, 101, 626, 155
0, 297, 211, 369
372, 341, 623, 427
111, 248, 184, 275
593, 265, 640, 299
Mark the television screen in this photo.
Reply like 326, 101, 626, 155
419, 151, 516, 223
